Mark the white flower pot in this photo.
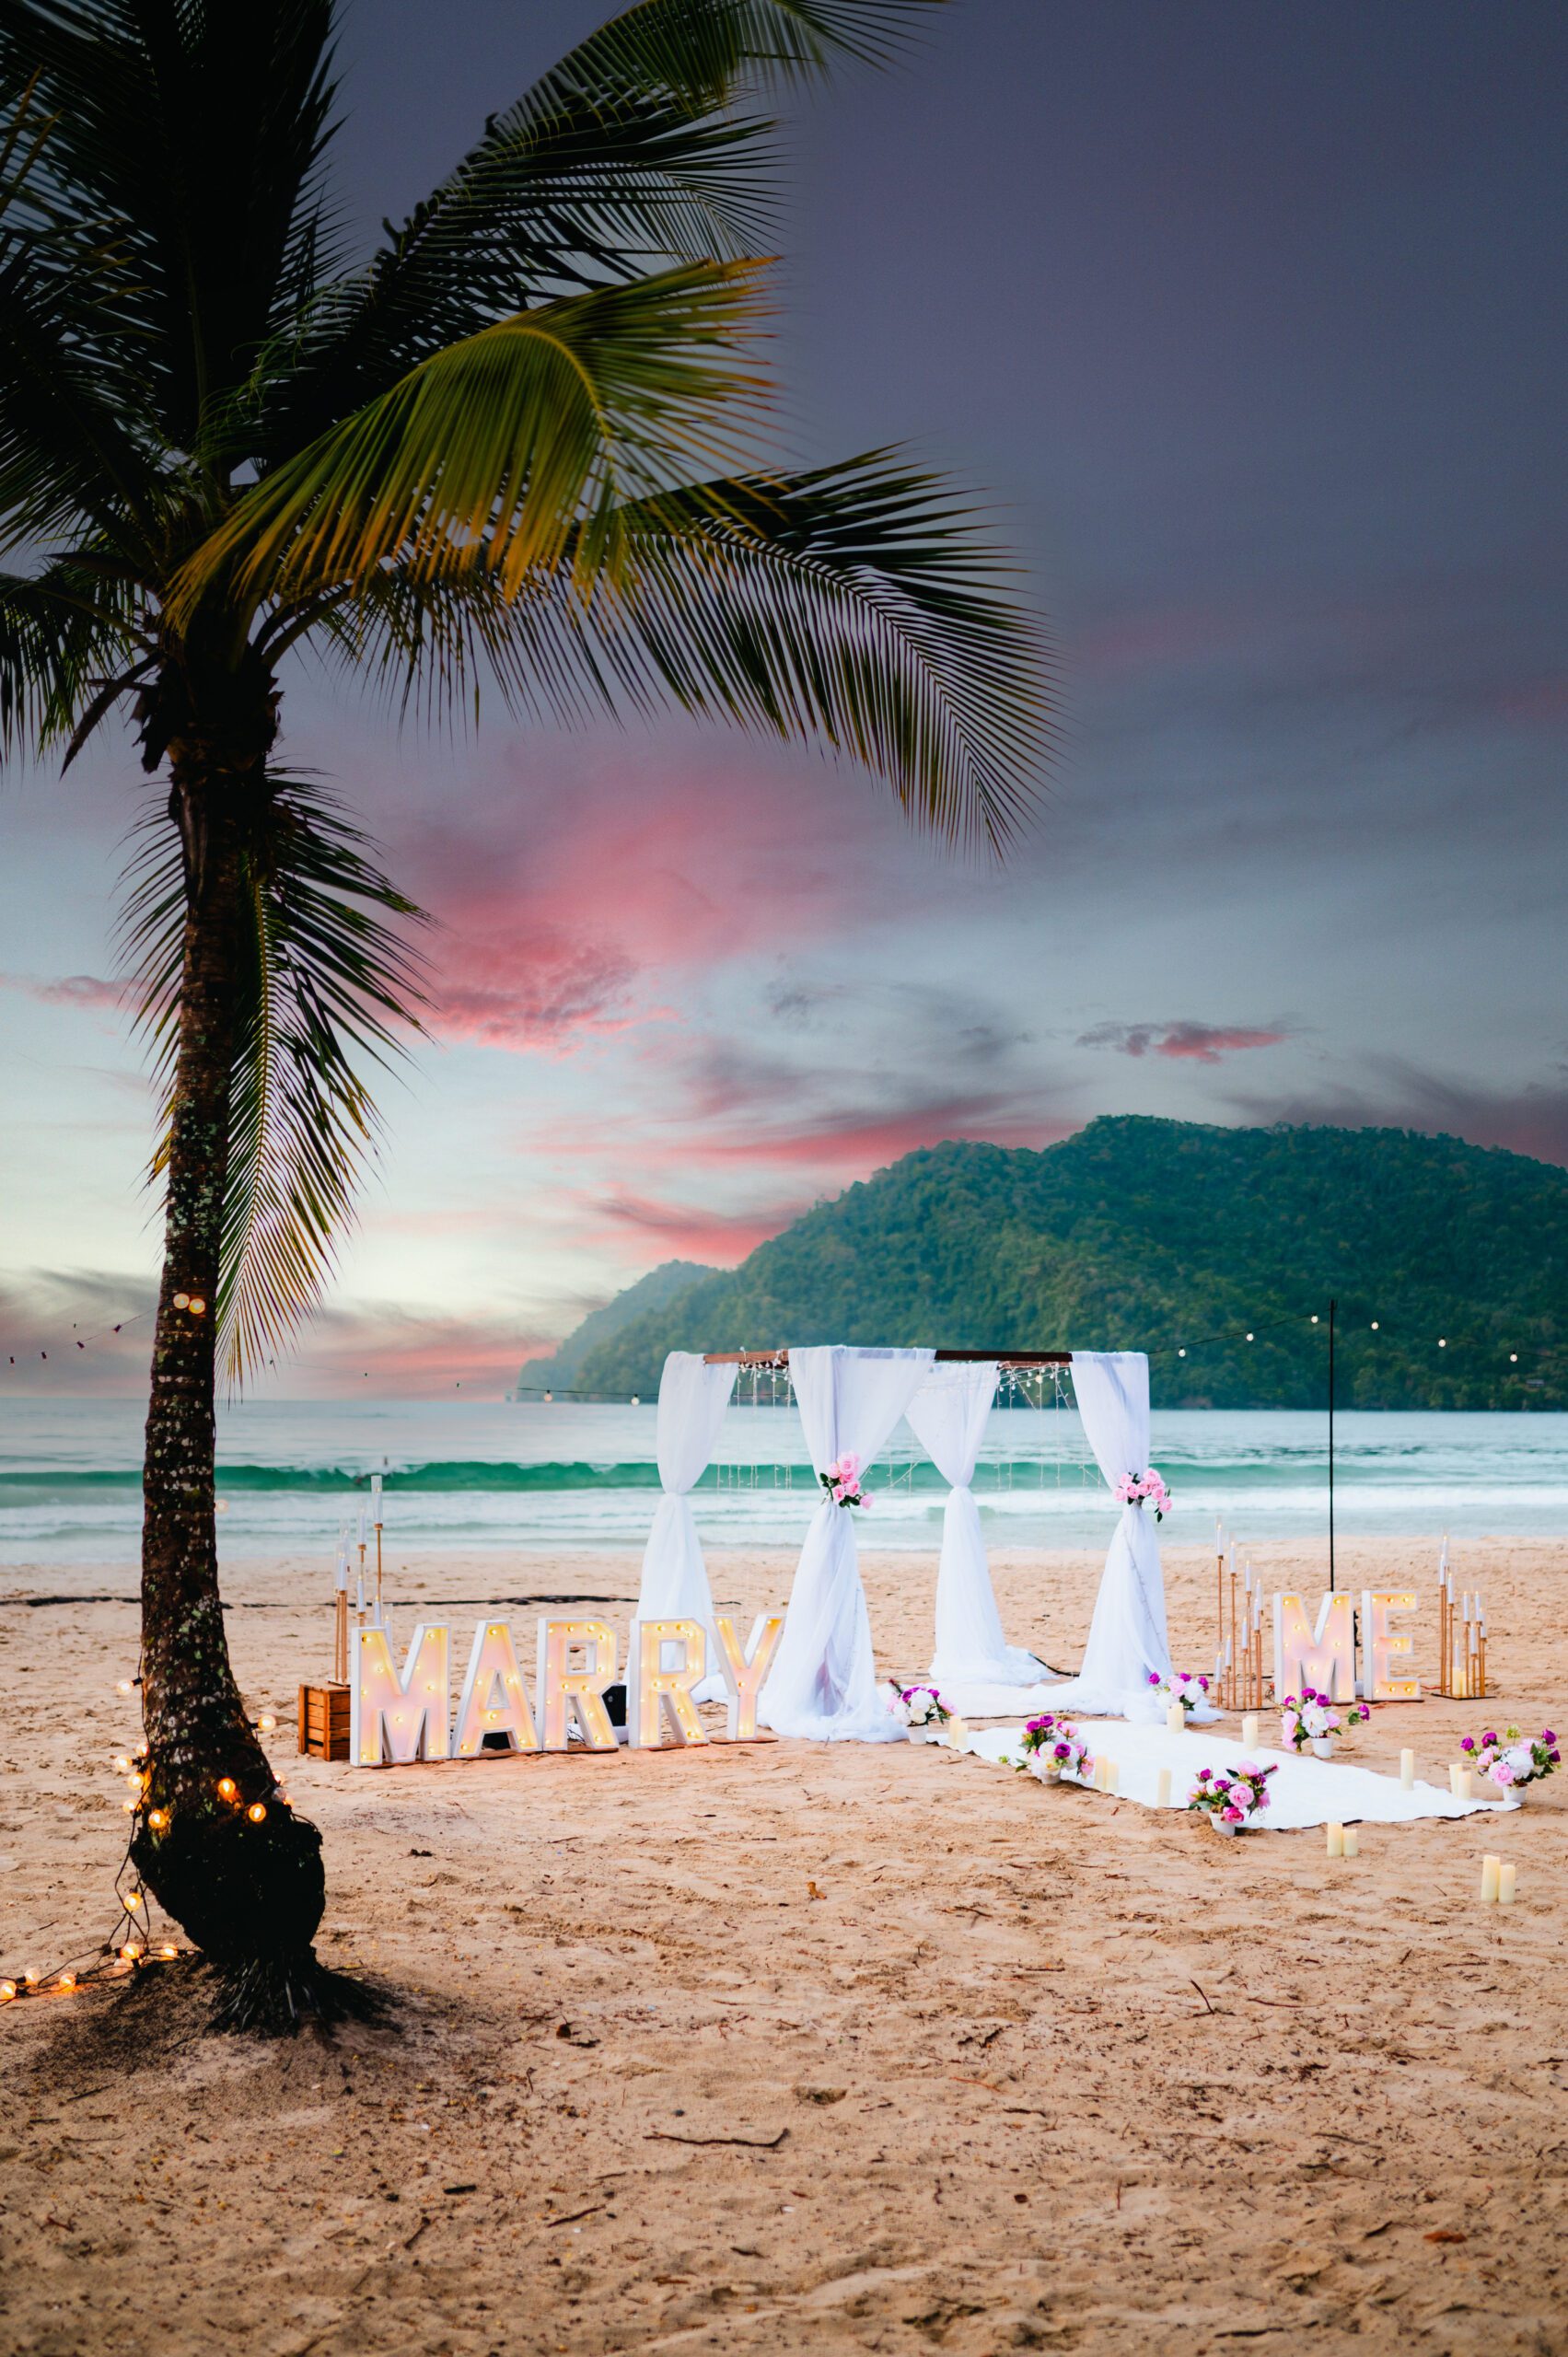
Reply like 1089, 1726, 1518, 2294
1209, 1810, 1256, 1837
1502, 1781, 1526, 1804
1030, 1761, 1063, 1783
1311, 1736, 1336, 1760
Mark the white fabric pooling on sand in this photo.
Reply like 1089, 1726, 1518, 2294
906, 1358, 1048, 1689
966, 1719, 1521, 1827
761, 1344, 934, 1742
631, 1352, 738, 1700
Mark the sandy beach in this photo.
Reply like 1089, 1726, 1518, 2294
2, 1534, 1565, 2355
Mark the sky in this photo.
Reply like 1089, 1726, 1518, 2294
2, 0, 1565, 1395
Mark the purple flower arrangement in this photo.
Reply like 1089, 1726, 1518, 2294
1279, 1689, 1369, 1751
1187, 1759, 1277, 1827
1013, 1711, 1093, 1782
1458, 1725, 1560, 1792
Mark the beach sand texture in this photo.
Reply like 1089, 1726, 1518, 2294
2, 1536, 1564, 2354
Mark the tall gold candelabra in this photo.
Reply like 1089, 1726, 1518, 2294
1213, 1532, 1269, 1713
1435, 1549, 1487, 1699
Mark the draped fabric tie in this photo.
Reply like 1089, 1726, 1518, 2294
905, 1360, 1047, 1689
1041, 1349, 1171, 1719
632, 1353, 738, 1697
760, 1344, 934, 1742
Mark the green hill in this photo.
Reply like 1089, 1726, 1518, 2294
563, 1119, 1567, 1410
511, 1259, 717, 1397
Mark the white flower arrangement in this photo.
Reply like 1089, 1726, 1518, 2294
886, 1682, 949, 1730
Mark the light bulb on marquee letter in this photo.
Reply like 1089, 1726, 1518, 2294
629, 1619, 708, 1747
1361, 1590, 1421, 1701
351, 1623, 451, 1766
1272, 1592, 1355, 1703
535, 1619, 619, 1751
453, 1621, 540, 1757
713, 1613, 785, 1742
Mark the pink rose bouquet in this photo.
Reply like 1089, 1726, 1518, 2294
1459, 1725, 1560, 1793
820, 1451, 869, 1509
1113, 1469, 1172, 1522
1187, 1759, 1276, 1827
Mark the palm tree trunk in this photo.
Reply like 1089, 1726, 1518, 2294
130, 742, 329, 2024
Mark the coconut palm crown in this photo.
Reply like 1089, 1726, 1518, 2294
0, 0, 1050, 2025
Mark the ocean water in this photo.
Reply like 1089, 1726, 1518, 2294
0, 1398, 1563, 1567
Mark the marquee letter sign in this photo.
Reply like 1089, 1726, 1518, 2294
536, 1618, 620, 1752
714, 1614, 785, 1741
1272, 1592, 1355, 1701
630, 1618, 708, 1747
454, 1620, 539, 1756
352, 1622, 451, 1764
1361, 1590, 1420, 1701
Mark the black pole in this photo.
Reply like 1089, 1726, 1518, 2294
1328, 1295, 1336, 1594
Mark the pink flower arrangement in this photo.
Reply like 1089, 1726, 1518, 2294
889, 1683, 948, 1730
1279, 1689, 1368, 1751
1114, 1469, 1172, 1522
820, 1451, 869, 1509
1458, 1725, 1560, 1792
1007, 1712, 1093, 1783
1148, 1669, 1210, 1715
1187, 1759, 1277, 1825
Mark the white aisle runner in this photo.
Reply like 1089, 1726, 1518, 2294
967, 1720, 1519, 1827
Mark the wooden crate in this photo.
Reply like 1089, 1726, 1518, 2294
298, 1682, 352, 1761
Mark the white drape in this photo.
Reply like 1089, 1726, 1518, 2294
760, 1344, 934, 1741
633, 1353, 738, 1695
906, 1361, 1047, 1689
1044, 1350, 1172, 1719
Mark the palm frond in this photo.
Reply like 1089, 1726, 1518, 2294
253, 0, 947, 447
0, 557, 145, 760
0, 0, 343, 456
122, 772, 429, 1387
172, 260, 774, 620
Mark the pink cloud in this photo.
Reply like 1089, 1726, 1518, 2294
1079, 1020, 1288, 1065
435, 928, 644, 1052
2, 971, 123, 1011
591, 1190, 808, 1264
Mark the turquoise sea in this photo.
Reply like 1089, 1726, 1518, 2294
0, 1399, 1564, 1566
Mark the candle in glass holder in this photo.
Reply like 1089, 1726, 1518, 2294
1499, 1862, 1517, 1904
1342, 1828, 1359, 1858
1325, 1823, 1344, 1858
1241, 1713, 1260, 1747
1481, 1854, 1501, 1904
1400, 1748, 1415, 1791
1156, 1768, 1172, 1808
1166, 1701, 1185, 1736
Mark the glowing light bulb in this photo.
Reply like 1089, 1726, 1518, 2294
217, 1777, 238, 1800
247, 1802, 267, 1823
1370, 1320, 1379, 1330
1310, 1314, 1319, 1325
113, 1754, 131, 1772
1245, 1331, 1254, 1342
120, 1945, 138, 1962
122, 1891, 141, 1910
159, 1944, 177, 1959
1438, 1337, 1446, 1348
0, 1980, 15, 2001
258, 1714, 276, 1732
1177, 1347, 1186, 1358
188, 1297, 207, 1316
172, 1292, 190, 1309
116, 1679, 132, 1694
57, 1974, 76, 1992
125, 1774, 142, 1794
1510, 1353, 1518, 1363
147, 1809, 167, 1830
23, 1970, 40, 1987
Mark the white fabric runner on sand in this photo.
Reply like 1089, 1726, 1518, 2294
967, 1720, 1520, 1827
761, 1344, 934, 1742
632, 1353, 738, 1701
906, 1358, 1048, 1689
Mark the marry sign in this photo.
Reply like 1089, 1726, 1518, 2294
350, 1613, 784, 1767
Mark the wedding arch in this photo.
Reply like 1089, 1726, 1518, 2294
629, 1343, 1174, 1742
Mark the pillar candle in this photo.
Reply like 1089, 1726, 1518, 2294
1166, 1701, 1185, 1736
1342, 1828, 1359, 1858
1481, 1854, 1501, 1904
1105, 1760, 1120, 1795
947, 1715, 970, 1751
1498, 1862, 1517, 1905
1400, 1748, 1415, 1791
1156, 1768, 1172, 1808
1456, 1769, 1473, 1803
1241, 1713, 1260, 1747
1325, 1823, 1344, 1858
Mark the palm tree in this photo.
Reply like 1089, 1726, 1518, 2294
0, 0, 1049, 2026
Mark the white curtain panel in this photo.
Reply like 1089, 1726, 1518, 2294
906, 1360, 1047, 1689
633, 1353, 738, 1696
760, 1344, 935, 1742
1044, 1350, 1173, 1719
